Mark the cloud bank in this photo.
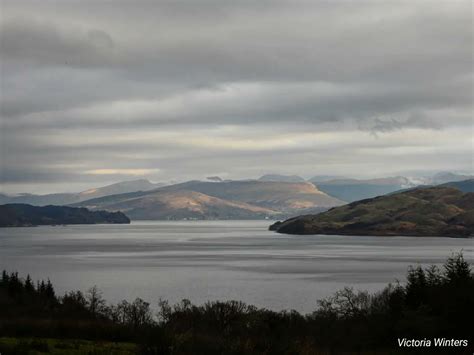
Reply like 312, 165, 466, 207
1, 1, 472, 193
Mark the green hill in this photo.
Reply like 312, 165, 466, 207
270, 186, 474, 237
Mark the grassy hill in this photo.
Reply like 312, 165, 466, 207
270, 186, 474, 237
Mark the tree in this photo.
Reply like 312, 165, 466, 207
62, 290, 88, 316
45, 279, 56, 300
1, 270, 9, 283
444, 252, 471, 283
425, 265, 442, 287
157, 298, 172, 324
316, 287, 370, 318
86, 286, 106, 317
128, 298, 154, 327
25, 275, 35, 293
406, 265, 428, 307
111, 298, 154, 327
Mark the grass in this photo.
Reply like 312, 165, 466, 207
0, 337, 137, 355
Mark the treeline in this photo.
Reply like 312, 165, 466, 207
1, 253, 473, 354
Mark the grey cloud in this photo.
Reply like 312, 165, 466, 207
0, 1, 472, 192
1, 19, 118, 68
4, 79, 471, 132
2, 1, 471, 84
0, 166, 79, 184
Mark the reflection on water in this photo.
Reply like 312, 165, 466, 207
0, 220, 472, 313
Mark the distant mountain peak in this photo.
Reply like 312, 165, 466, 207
258, 174, 306, 183
432, 172, 474, 185
308, 175, 345, 183
207, 176, 223, 182
314, 176, 420, 202
0, 179, 163, 207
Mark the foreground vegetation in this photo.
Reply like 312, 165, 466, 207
1, 253, 473, 354
0, 337, 137, 354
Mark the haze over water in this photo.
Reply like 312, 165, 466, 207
0, 220, 472, 313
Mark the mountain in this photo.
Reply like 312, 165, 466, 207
0, 204, 130, 227
309, 172, 473, 202
431, 172, 474, 185
258, 174, 306, 183
308, 175, 345, 183
206, 176, 223, 182
77, 190, 276, 220
315, 176, 418, 202
162, 180, 343, 211
440, 179, 474, 193
0, 192, 81, 206
74, 180, 344, 220
0, 179, 162, 206
270, 186, 474, 237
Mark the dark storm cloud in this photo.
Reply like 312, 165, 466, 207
0, 0, 472, 192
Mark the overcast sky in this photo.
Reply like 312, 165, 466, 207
1, 1, 473, 193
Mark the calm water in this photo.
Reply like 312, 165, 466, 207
0, 220, 472, 313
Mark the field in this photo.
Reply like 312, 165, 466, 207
0, 337, 137, 355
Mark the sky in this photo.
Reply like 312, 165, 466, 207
1, 0, 473, 194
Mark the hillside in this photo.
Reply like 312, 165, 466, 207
163, 180, 343, 211
77, 179, 160, 200
74, 180, 344, 220
270, 186, 474, 237
0, 204, 130, 227
78, 190, 277, 220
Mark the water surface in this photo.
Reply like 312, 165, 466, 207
0, 220, 472, 313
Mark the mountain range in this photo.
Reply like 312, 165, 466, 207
314, 176, 417, 202
249, 172, 473, 203
73, 180, 343, 220
311, 173, 473, 202
1, 172, 472, 221
258, 174, 306, 183
0, 179, 163, 206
